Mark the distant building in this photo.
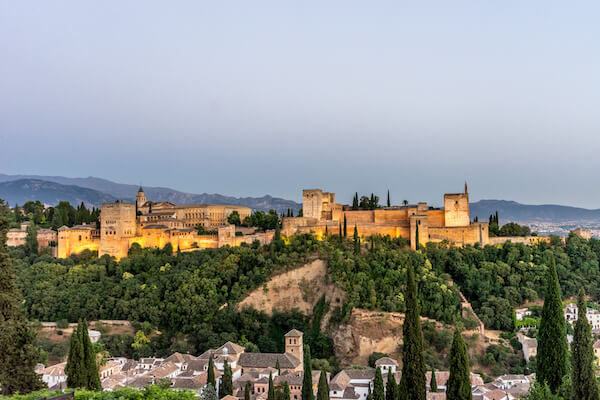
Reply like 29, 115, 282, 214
7, 222, 57, 255
516, 333, 537, 362
564, 302, 600, 332
572, 227, 592, 239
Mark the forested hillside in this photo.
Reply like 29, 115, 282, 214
10, 218, 600, 369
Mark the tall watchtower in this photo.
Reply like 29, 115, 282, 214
443, 184, 470, 227
284, 329, 304, 362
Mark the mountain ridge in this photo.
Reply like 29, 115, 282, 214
0, 174, 301, 213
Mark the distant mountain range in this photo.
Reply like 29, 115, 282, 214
0, 174, 301, 213
0, 179, 118, 208
470, 199, 600, 224
1, 174, 599, 224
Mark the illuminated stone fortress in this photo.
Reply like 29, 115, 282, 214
58, 187, 270, 259
282, 184, 490, 249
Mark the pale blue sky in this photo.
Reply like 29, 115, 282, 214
1, 1, 600, 207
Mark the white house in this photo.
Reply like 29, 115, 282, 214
564, 303, 600, 332
494, 375, 530, 390
374, 357, 398, 374
39, 362, 67, 389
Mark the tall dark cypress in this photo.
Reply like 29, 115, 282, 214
429, 369, 437, 393
399, 264, 426, 400
245, 381, 252, 400
446, 329, 471, 400
0, 200, 43, 395
317, 370, 329, 400
302, 344, 314, 400
387, 190, 391, 207
385, 369, 397, 400
221, 359, 233, 398
353, 225, 360, 254
339, 222, 343, 238
373, 367, 384, 400
208, 354, 216, 389
80, 320, 101, 390
353, 193, 359, 210
343, 215, 347, 237
268, 372, 275, 400
537, 255, 568, 394
571, 288, 599, 400
283, 381, 291, 400
66, 324, 85, 388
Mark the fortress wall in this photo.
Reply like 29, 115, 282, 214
428, 224, 483, 246
424, 209, 445, 226
58, 229, 99, 258
292, 223, 409, 240
373, 209, 408, 223
488, 236, 551, 246
341, 210, 376, 224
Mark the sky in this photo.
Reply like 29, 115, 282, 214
1, 1, 600, 207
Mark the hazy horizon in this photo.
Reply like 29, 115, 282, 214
2, 2, 600, 207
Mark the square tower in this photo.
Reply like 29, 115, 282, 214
444, 192, 470, 227
284, 329, 304, 362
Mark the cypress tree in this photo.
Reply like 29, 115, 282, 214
24, 224, 38, 256
221, 359, 233, 398
325, 225, 328, 235
208, 354, 216, 389
245, 381, 252, 400
343, 215, 347, 238
430, 369, 437, 393
537, 255, 568, 394
274, 224, 281, 242
276, 359, 281, 375
353, 225, 360, 254
13, 203, 21, 222
339, 222, 342, 238
399, 264, 426, 400
302, 344, 314, 400
205, 384, 218, 400
80, 320, 101, 390
317, 370, 329, 400
0, 200, 43, 395
66, 324, 85, 388
446, 329, 471, 400
268, 371, 275, 400
571, 288, 599, 400
385, 369, 397, 400
387, 190, 391, 207
283, 381, 291, 400
352, 193, 359, 210
373, 367, 384, 400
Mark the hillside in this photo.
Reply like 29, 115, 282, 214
0, 173, 301, 212
0, 179, 117, 208
237, 259, 345, 327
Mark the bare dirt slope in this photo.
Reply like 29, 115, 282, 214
333, 308, 445, 365
237, 259, 346, 326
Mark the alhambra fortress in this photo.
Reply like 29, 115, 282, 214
8, 185, 547, 258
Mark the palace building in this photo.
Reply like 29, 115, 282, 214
57, 187, 268, 259
282, 184, 490, 249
